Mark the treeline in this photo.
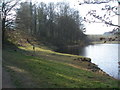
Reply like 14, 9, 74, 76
15, 1, 89, 48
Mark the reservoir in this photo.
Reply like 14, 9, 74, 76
79, 44, 119, 79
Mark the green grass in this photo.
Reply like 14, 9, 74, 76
4, 30, 119, 88
18, 44, 84, 57
3, 48, 119, 88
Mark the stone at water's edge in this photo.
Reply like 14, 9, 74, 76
73, 57, 91, 62
73, 57, 112, 77
118, 62, 120, 65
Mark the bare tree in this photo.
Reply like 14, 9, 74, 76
79, 0, 120, 29
1, 0, 20, 44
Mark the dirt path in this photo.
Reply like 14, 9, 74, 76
2, 68, 15, 88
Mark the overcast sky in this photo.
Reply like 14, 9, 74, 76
25, 0, 118, 34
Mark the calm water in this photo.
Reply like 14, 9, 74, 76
79, 44, 119, 79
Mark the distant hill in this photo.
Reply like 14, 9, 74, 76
104, 28, 120, 35
87, 34, 120, 44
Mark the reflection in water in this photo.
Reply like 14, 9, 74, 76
79, 44, 119, 79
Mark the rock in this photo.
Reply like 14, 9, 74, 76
83, 58, 86, 61
81, 58, 85, 61
73, 57, 91, 62
118, 62, 120, 65
81, 58, 91, 62
87, 58, 91, 62
92, 65, 99, 69
118, 66, 120, 68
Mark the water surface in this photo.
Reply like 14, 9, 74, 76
79, 44, 119, 79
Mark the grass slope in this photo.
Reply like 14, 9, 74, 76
3, 30, 118, 88
3, 44, 119, 88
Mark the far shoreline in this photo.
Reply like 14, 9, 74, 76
91, 41, 120, 44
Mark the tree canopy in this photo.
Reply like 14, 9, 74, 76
15, 1, 88, 48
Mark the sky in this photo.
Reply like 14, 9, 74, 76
31, 0, 118, 35
14, 0, 119, 34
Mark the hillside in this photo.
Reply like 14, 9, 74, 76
2, 30, 119, 88
87, 35, 120, 44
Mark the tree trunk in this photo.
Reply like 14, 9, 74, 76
2, 18, 5, 45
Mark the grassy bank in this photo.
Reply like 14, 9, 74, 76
3, 44, 119, 88
91, 41, 120, 44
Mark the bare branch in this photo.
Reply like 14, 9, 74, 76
6, 2, 18, 14
79, 0, 119, 28
85, 12, 120, 28
79, 0, 117, 5
5, 21, 14, 27
4, 0, 14, 5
